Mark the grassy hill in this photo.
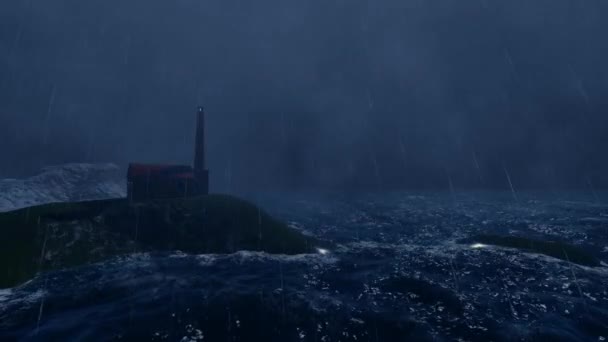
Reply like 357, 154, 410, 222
0, 194, 316, 288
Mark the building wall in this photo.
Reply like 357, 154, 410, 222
127, 177, 202, 201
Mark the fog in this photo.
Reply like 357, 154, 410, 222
1, 0, 607, 191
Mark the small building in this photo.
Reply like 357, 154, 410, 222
127, 107, 209, 201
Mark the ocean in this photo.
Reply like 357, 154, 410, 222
1, 191, 607, 341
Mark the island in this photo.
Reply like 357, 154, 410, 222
0, 194, 317, 288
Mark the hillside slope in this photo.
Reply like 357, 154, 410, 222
0, 195, 316, 288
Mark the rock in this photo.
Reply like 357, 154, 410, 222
462, 234, 600, 267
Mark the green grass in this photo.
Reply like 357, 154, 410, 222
467, 234, 600, 267
0, 195, 315, 288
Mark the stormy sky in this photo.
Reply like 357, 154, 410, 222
1, 0, 607, 191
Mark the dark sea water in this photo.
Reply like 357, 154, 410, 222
1, 192, 607, 341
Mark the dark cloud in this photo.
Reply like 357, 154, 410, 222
1, 0, 607, 191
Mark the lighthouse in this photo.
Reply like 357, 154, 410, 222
193, 106, 209, 194
126, 107, 209, 201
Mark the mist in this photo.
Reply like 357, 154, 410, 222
1, 0, 607, 192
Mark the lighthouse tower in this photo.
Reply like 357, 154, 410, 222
126, 106, 209, 201
194, 106, 209, 194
